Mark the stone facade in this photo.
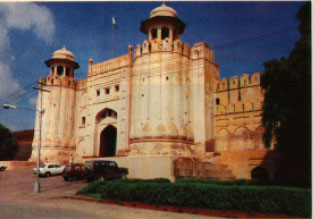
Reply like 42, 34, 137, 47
31, 3, 274, 180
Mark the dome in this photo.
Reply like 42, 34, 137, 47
52, 46, 75, 61
150, 2, 178, 18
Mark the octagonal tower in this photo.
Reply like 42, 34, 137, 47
129, 3, 195, 157
31, 47, 79, 163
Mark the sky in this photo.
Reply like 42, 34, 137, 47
0, 1, 305, 131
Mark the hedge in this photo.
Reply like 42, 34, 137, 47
78, 180, 311, 217
176, 178, 256, 186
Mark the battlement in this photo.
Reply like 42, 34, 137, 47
39, 75, 76, 89
134, 39, 215, 62
76, 79, 87, 89
88, 53, 132, 77
216, 72, 261, 92
215, 72, 263, 115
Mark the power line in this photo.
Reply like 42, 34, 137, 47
0, 81, 37, 104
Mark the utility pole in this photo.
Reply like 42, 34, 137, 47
32, 84, 50, 193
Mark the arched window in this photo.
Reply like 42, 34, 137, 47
57, 66, 63, 76
151, 28, 157, 40
66, 67, 70, 77
161, 27, 169, 40
101, 109, 117, 119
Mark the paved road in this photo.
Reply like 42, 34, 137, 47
0, 170, 217, 218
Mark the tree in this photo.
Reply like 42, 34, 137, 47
261, 2, 311, 186
0, 124, 18, 160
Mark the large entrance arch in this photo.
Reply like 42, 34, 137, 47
99, 125, 117, 157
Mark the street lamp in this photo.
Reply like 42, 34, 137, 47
2, 84, 50, 193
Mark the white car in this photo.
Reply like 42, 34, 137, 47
33, 163, 65, 177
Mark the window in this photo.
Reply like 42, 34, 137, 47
57, 66, 63, 76
216, 98, 220, 105
151, 28, 157, 39
166, 76, 169, 81
108, 110, 112, 117
115, 85, 119, 92
101, 112, 107, 118
108, 162, 117, 168
66, 67, 70, 77
161, 27, 169, 39
96, 90, 100, 96
233, 80, 236, 84
106, 88, 110, 94
82, 117, 86, 125
244, 79, 247, 85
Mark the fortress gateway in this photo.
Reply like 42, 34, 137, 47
31, 3, 274, 180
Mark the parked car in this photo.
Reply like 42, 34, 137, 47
84, 160, 128, 182
63, 163, 87, 181
32, 163, 65, 177
0, 166, 7, 171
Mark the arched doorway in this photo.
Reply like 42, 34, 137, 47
99, 125, 117, 157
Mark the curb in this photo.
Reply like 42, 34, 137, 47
66, 195, 292, 218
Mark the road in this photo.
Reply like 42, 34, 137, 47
0, 170, 217, 218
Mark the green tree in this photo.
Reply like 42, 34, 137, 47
0, 124, 18, 160
261, 2, 311, 186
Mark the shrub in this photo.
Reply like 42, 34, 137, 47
79, 179, 311, 217
111, 178, 171, 184
77, 180, 108, 195
176, 178, 253, 186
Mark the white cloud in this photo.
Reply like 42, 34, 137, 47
0, 23, 20, 99
0, 3, 55, 130
0, 3, 55, 43
0, 3, 55, 100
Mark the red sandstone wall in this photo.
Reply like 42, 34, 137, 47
219, 150, 278, 179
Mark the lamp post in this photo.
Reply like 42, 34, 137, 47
32, 85, 50, 193
2, 84, 50, 193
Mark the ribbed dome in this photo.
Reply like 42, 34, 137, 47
150, 2, 177, 18
52, 46, 74, 61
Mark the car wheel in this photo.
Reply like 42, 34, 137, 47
64, 177, 68, 181
44, 172, 51, 177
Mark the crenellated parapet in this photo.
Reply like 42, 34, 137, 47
190, 42, 215, 62
76, 79, 87, 90
216, 72, 261, 92
134, 39, 215, 64
88, 53, 133, 77
39, 75, 76, 89
215, 72, 263, 115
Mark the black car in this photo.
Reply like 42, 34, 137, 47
84, 160, 128, 182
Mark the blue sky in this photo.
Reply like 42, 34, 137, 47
0, 1, 305, 131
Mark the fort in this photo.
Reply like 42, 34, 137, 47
30, 3, 276, 181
